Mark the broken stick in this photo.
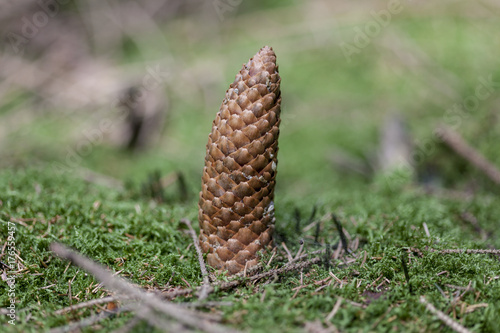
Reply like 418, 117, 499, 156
437, 126, 500, 185
50, 243, 240, 333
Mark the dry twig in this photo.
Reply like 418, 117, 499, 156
282, 242, 294, 263
437, 126, 500, 185
50, 243, 240, 333
180, 218, 212, 301
420, 296, 472, 333
219, 256, 323, 289
162, 254, 324, 300
325, 297, 343, 321
53, 296, 124, 315
431, 248, 500, 254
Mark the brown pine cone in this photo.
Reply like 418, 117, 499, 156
198, 46, 281, 275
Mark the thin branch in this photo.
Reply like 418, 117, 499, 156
325, 297, 343, 322
54, 296, 124, 315
437, 126, 500, 185
180, 218, 212, 301
163, 255, 324, 300
444, 284, 475, 292
161, 246, 351, 301
431, 248, 500, 254
292, 248, 328, 264
419, 296, 472, 333
266, 248, 277, 267
162, 287, 195, 300
332, 214, 349, 254
50, 243, 240, 333
281, 242, 294, 263
400, 252, 412, 294
214, 256, 323, 291
294, 240, 305, 260
180, 301, 233, 309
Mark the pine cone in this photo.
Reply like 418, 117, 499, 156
198, 46, 281, 274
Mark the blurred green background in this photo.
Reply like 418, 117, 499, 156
1, 0, 499, 198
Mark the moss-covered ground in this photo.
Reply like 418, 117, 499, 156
1, 166, 499, 332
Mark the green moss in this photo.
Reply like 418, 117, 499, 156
1, 167, 499, 332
